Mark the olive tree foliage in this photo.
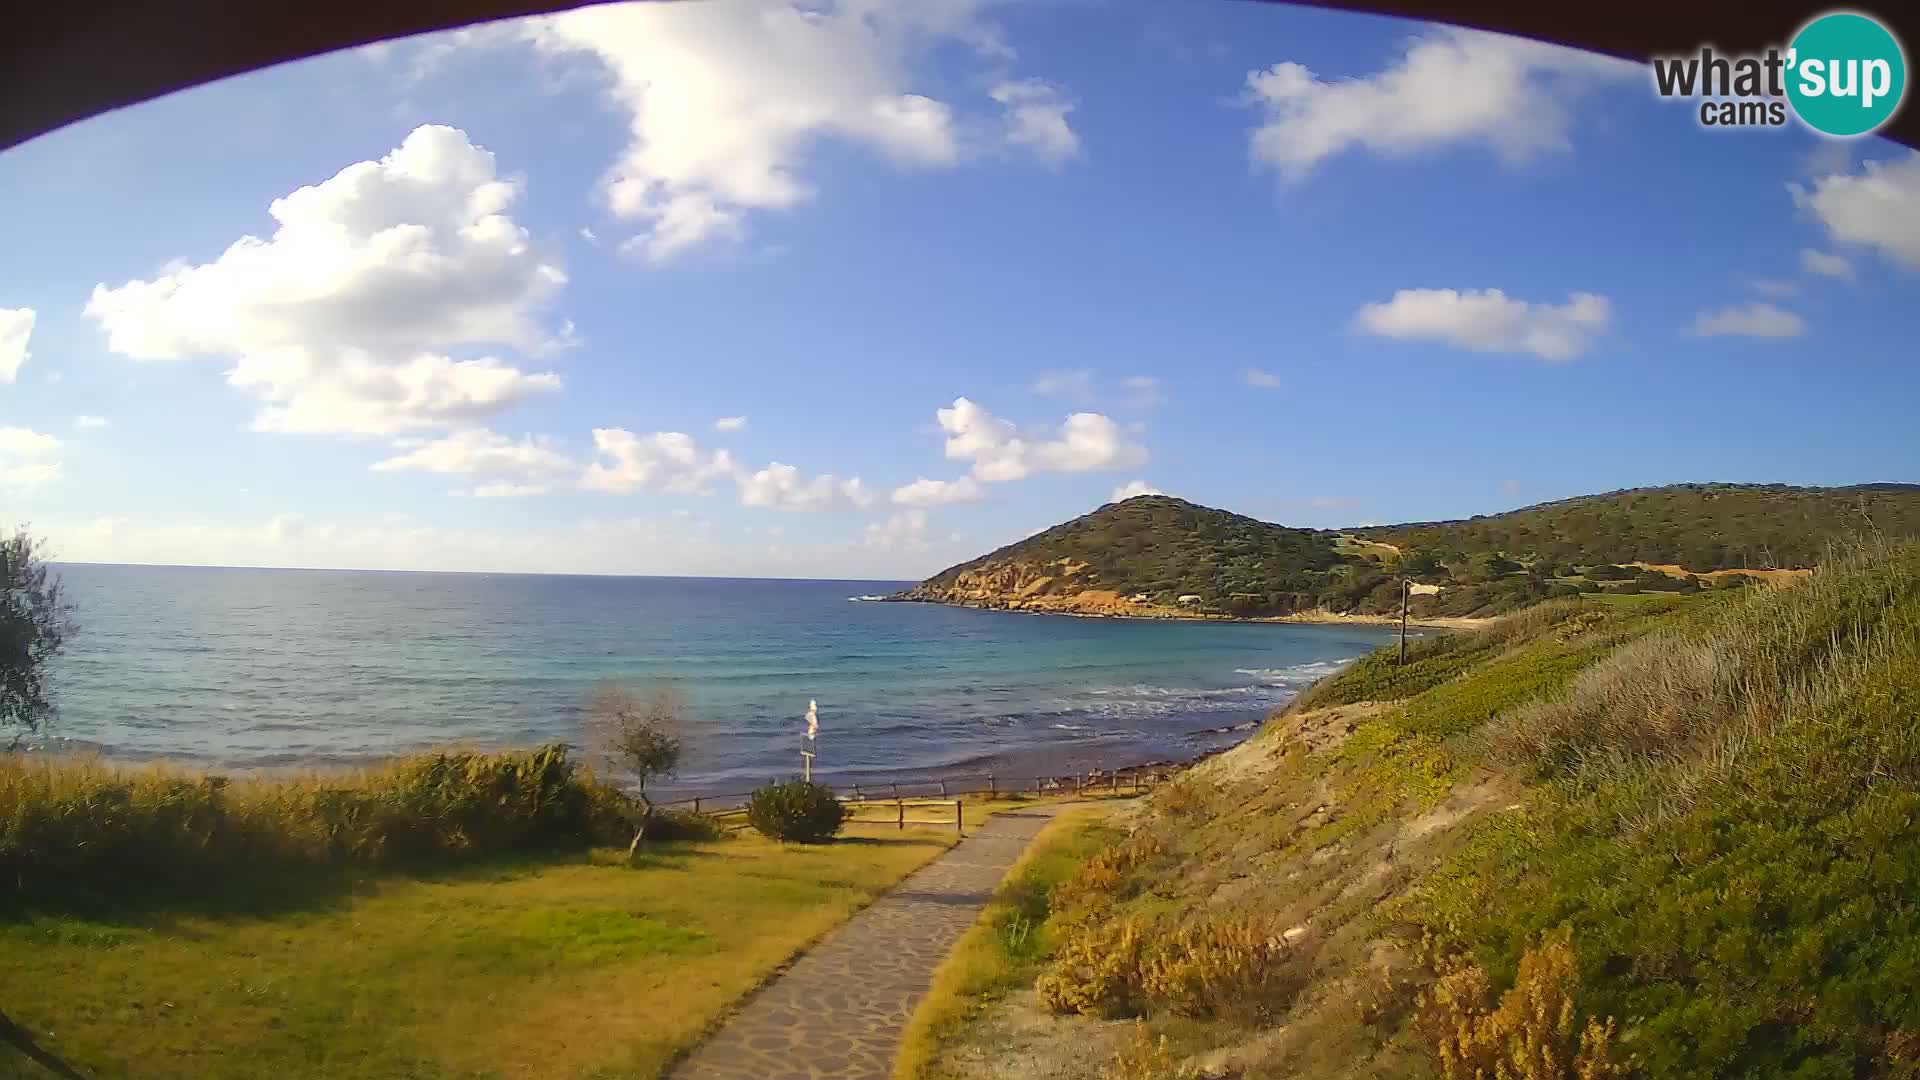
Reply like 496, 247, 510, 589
583, 680, 685, 860
1, 529, 74, 739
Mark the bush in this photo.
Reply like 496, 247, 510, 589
0, 744, 638, 898
746, 780, 846, 843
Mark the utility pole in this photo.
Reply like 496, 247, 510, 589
1398, 577, 1410, 667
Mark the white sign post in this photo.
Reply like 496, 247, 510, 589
802, 699, 818, 782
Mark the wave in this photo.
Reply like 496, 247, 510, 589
847, 595, 891, 602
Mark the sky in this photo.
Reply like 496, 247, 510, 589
1, 0, 1917, 580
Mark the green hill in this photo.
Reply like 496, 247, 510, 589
909, 540, 1920, 1080
1362, 482, 1920, 572
899, 484, 1920, 620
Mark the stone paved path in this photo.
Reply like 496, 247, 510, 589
668, 803, 1084, 1080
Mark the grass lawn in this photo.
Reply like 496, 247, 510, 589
894, 808, 1118, 1080
3, 802, 1043, 1080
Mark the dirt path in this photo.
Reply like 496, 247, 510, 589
668, 803, 1084, 1080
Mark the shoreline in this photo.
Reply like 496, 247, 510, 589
879, 594, 1488, 631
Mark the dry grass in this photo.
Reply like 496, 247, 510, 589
895, 808, 1115, 1080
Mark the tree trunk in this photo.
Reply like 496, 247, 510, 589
626, 794, 655, 865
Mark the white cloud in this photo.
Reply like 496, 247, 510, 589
1688, 302, 1805, 339
865, 509, 930, 551
371, 428, 574, 479
1799, 248, 1855, 281
936, 397, 1146, 483
581, 428, 738, 494
85, 125, 567, 436
0, 426, 61, 491
464, 482, 549, 498
1111, 480, 1163, 501
0, 308, 33, 383
991, 79, 1080, 166
579, 226, 600, 245
1794, 153, 1920, 270
1243, 368, 1282, 388
521, 0, 1055, 262
1355, 288, 1611, 361
73, 415, 111, 431
1244, 28, 1635, 181
892, 474, 983, 506
0, 427, 60, 455
714, 415, 748, 432
1030, 369, 1093, 399
1748, 278, 1799, 298
738, 462, 875, 511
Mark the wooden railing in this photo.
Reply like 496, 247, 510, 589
654, 762, 1178, 833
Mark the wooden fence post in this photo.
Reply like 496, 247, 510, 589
955, 799, 963, 836
897, 800, 905, 831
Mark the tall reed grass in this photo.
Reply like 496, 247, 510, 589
0, 744, 641, 898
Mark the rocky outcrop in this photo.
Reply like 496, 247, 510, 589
894, 558, 1220, 619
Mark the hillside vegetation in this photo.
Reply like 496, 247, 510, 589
914, 540, 1920, 1079
899, 485, 1920, 620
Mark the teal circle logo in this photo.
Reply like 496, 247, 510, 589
1787, 12, 1907, 137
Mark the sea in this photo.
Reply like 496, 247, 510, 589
35, 564, 1401, 795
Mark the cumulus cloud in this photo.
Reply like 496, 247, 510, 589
464, 482, 549, 497
738, 462, 875, 511
1793, 153, 1920, 270
85, 125, 567, 436
371, 428, 574, 481
1244, 28, 1635, 181
520, 0, 1062, 262
73, 415, 111, 431
0, 308, 33, 383
892, 474, 983, 506
1688, 302, 1805, 339
581, 428, 738, 495
1799, 248, 1855, 281
1111, 480, 1163, 501
864, 509, 930, 551
1355, 288, 1611, 361
936, 397, 1146, 483
714, 415, 748, 432
0, 426, 60, 491
1243, 368, 1282, 388
991, 79, 1080, 166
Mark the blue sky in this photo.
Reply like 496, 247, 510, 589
1, 0, 1916, 579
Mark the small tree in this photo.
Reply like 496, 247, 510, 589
1, 528, 74, 741
584, 681, 684, 861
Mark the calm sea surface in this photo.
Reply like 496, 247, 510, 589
39, 564, 1399, 793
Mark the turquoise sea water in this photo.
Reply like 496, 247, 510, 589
40, 564, 1399, 793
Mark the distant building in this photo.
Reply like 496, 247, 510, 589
1177, 594, 1202, 604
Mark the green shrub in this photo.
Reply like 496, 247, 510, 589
0, 744, 639, 900
745, 780, 846, 843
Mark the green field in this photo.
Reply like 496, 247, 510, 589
4, 798, 1041, 1080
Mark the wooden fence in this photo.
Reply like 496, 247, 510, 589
655, 762, 1178, 834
